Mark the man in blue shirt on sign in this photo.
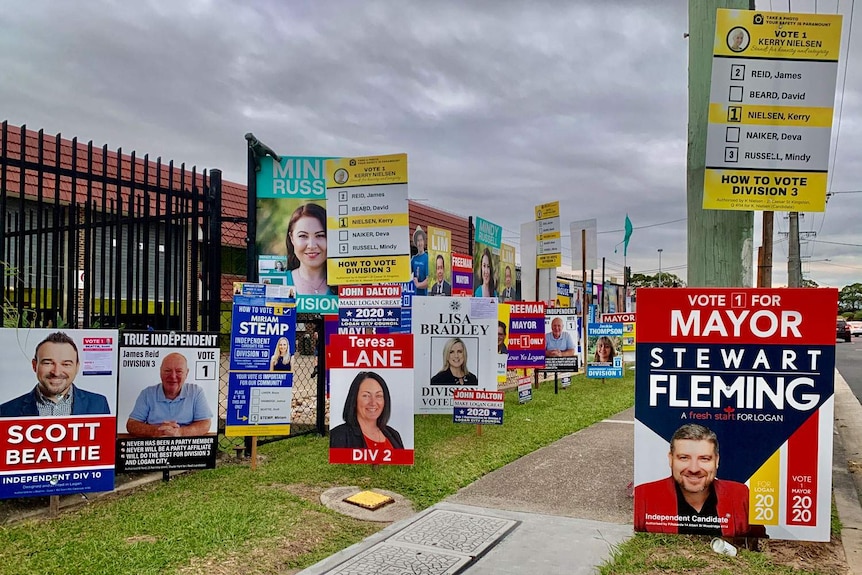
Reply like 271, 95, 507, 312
126, 353, 213, 437
545, 317, 575, 358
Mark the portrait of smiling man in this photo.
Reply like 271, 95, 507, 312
0, 331, 110, 417
126, 352, 213, 437
634, 423, 762, 537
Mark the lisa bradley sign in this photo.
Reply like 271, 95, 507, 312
412, 297, 498, 414
634, 288, 836, 541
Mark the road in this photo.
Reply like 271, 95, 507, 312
836, 338, 862, 404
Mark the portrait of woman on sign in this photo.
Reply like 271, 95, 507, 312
473, 247, 497, 298
329, 371, 404, 449
430, 337, 479, 386
270, 336, 293, 372
283, 203, 335, 296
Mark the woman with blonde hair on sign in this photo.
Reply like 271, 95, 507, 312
430, 337, 478, 386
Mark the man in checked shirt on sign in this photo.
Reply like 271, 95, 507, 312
0, 332, 110, 417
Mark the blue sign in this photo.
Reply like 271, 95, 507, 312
587, 322, 624, 378
226, 289, 296, 434
338, 306, 401, 328
453, 407, 504, 425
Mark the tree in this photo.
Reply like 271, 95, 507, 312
838, 283, 862, 312
801, 278, 819, 288
629, 272, 686, 289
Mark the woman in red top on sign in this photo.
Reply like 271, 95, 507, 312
330, 371, 404, 449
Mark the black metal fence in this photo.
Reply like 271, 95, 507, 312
1, 122, 327, 458
0, 122, 221, 332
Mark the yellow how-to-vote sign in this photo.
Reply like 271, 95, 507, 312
325, 153, 411, 285
703, 9, 841, 212
537, 253, 561, 269
326, 154, 407, 188
534, 201, 560, 220
713, 10, 842, 61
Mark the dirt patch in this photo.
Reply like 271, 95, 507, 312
124, 535, 159, 544
262, 482, 328, 504
762, 537, 849, 574
635, 535, 849, 575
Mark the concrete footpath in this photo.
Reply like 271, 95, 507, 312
300, 374, 862, 575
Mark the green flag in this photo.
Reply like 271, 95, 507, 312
623, 214, 633, 256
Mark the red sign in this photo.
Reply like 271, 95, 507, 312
327, 334, 415, 369
0, 416, 115, 473
636, 289, 835, 345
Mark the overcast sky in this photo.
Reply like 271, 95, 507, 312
1, 0, 859, 288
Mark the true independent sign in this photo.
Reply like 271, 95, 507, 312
703, 9, 842, 212
634, 288, 837, 541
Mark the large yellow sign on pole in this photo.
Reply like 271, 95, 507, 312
703, 9, 842, 212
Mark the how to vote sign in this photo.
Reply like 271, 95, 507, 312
226, 283, 296, 437
328, 334, 414, 465
703, 9, 842, 212
634, 288, 837, 541
325, 154, 411, 285
0, 329, 118, 499
453, 389, 504, 425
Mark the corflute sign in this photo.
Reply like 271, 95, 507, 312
634, 288, 836, 542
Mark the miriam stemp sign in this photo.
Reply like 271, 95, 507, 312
634, 288, 837, 541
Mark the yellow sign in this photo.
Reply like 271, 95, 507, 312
703, 170, 827, 212
704, 9, 841, 212
537, 253, 561, 269
328, 255, 411, 285
534, 201, 560, 220
708, 104, 834, 128
714, 10, 842, 61
326, 153, 407, 188
226, 424, 290, 437
325, 154, 411, 284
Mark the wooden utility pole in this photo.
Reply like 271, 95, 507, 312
758, 211, 774, 287
787, 212, 802, 287
687, 0, 754, 287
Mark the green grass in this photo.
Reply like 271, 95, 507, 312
0, 372, 633, 575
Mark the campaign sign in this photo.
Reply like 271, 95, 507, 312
506, 302, 546, 369
634, 288, 837, 541
0, 329, 118, 499
328, 334, 414, 465
453, 389, 504, 425
325, 154, 411, 285
517, 376, 533, 404
226, 284, 297, 437
586, 323, 623, 378
413, 297, 498, 414
116, 331, 220, 473
254, 156, 340, 315
561, 375, 572, 389
544, 308, 581, 372
451, 253, 473, 296
603, 312, 636, 352
338, 285, 402, 329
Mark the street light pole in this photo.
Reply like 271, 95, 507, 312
658, 249, 664, 287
